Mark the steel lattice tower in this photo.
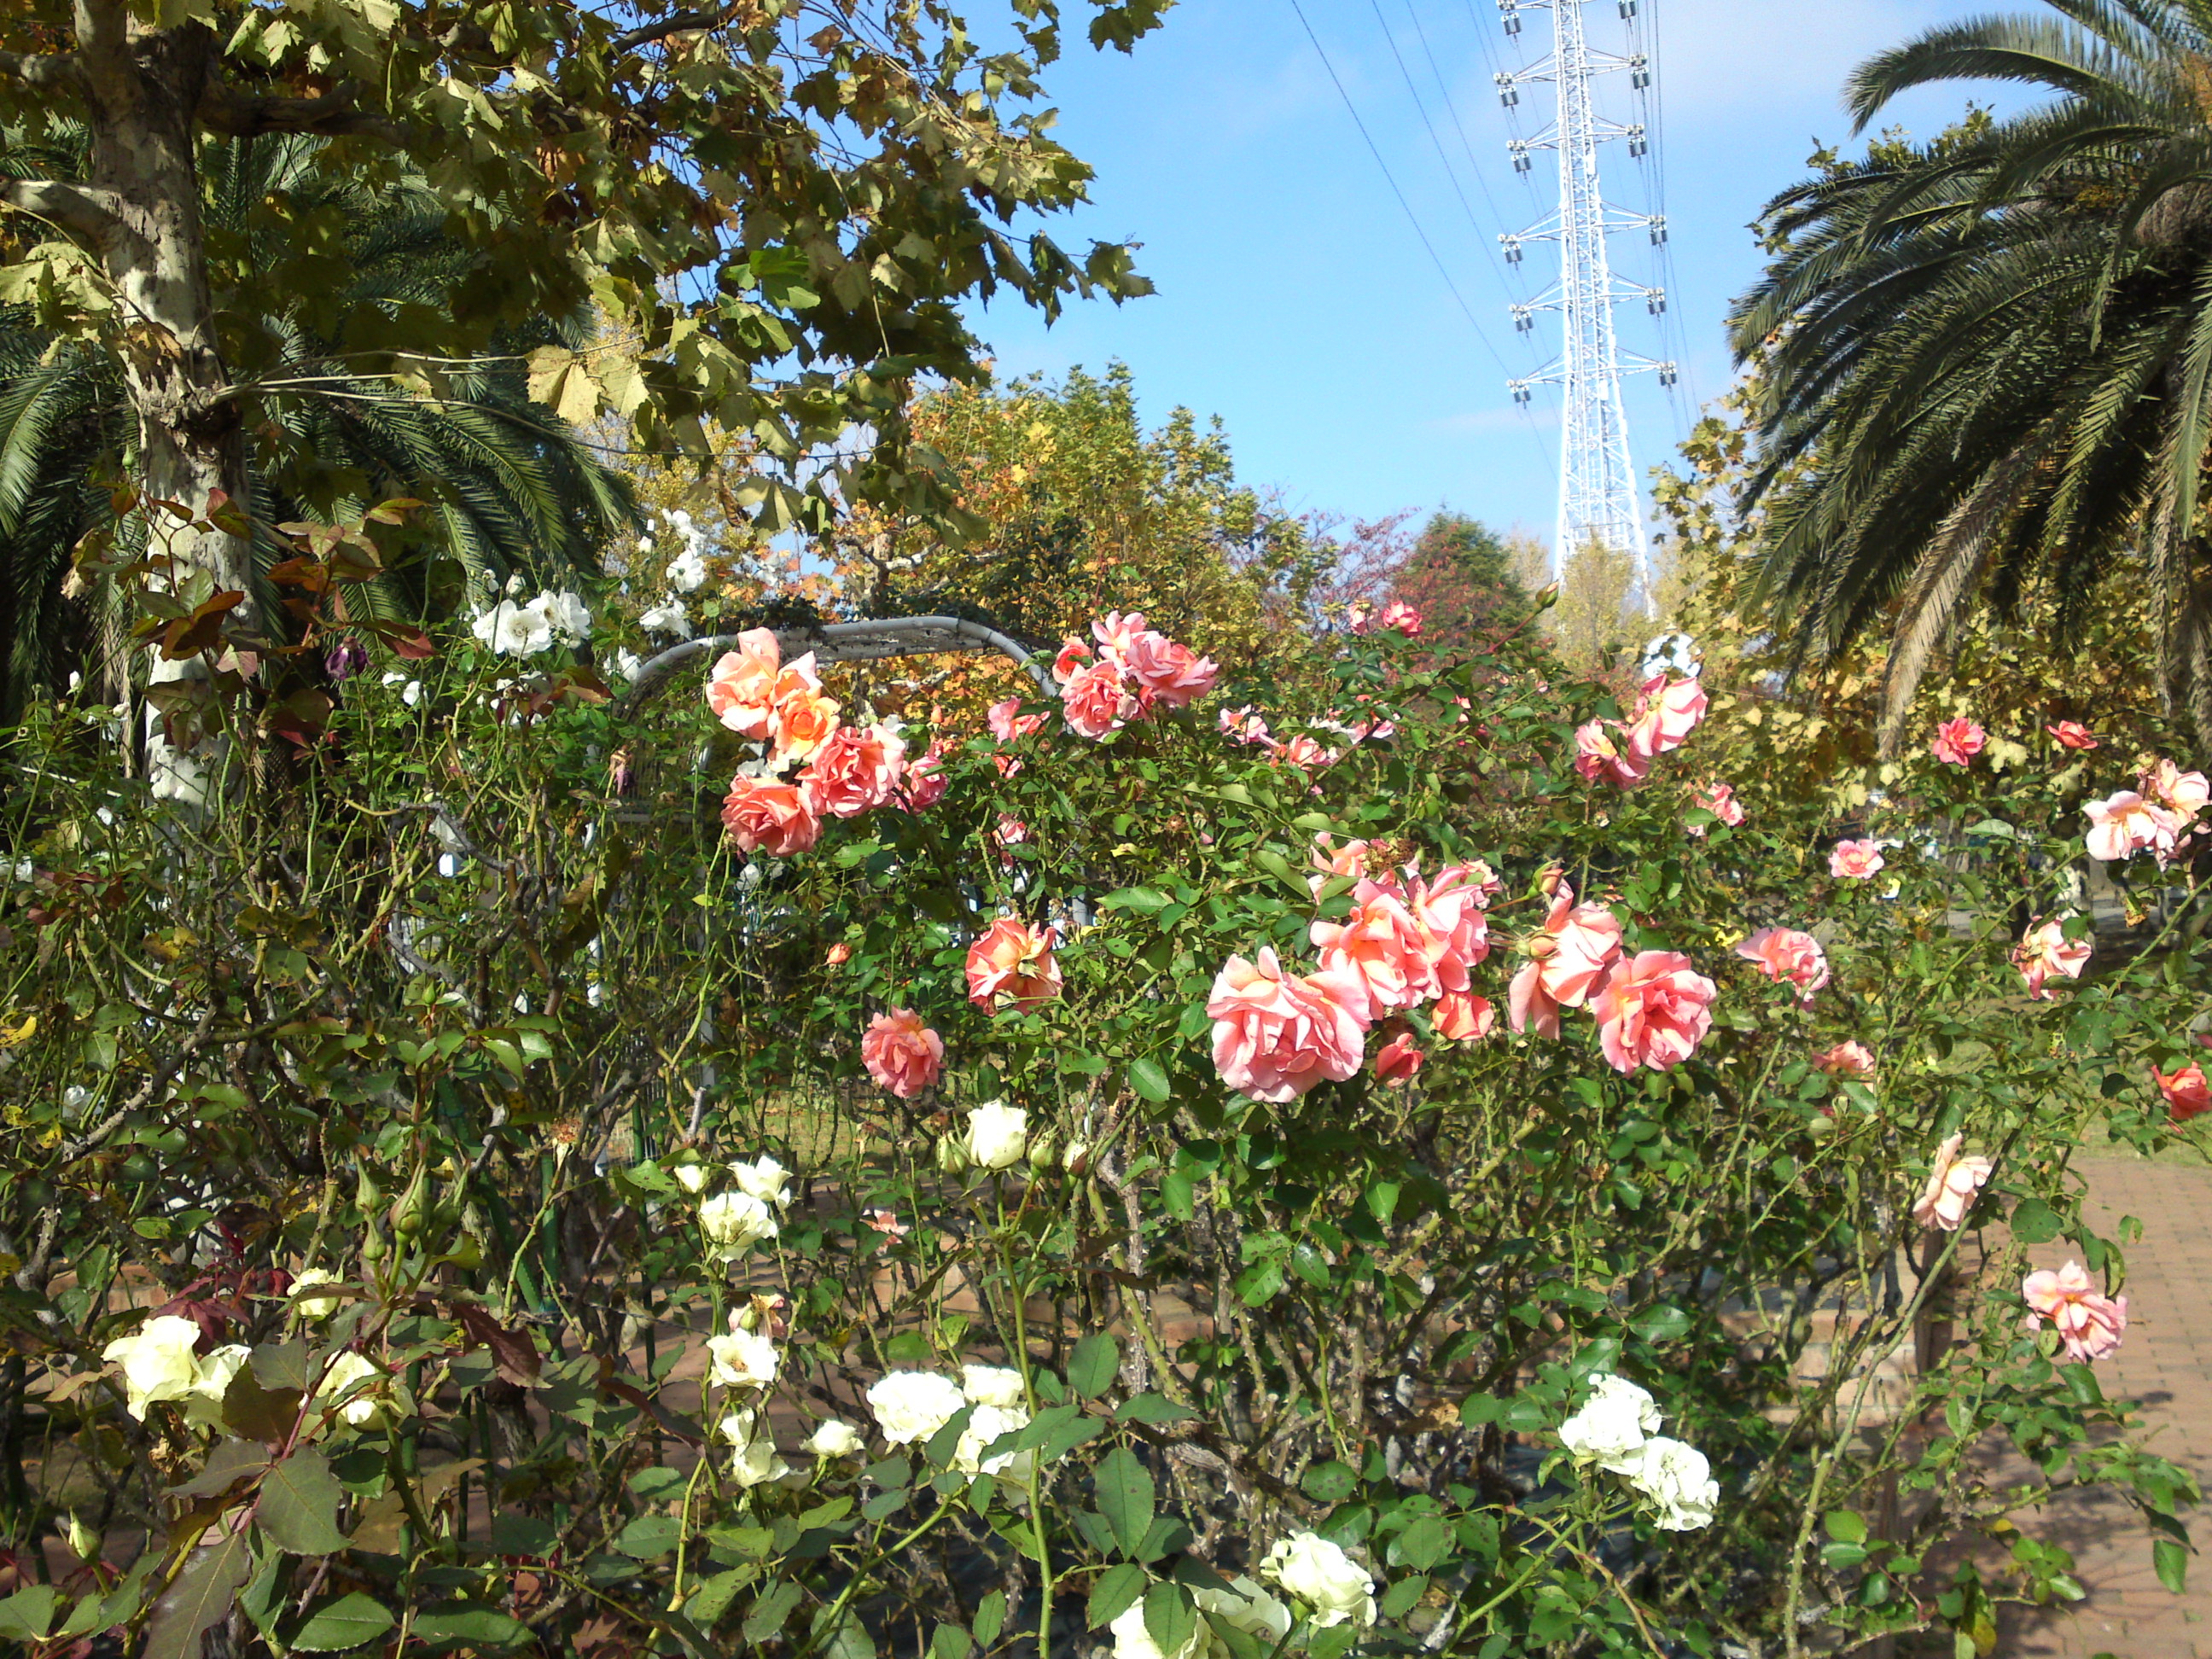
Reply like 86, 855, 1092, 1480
1495, 0, 1674, 596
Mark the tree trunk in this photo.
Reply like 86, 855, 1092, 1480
77, 10, 253, 800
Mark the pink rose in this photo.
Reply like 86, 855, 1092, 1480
1592, 949, 1716, 1074
2153, 1062, 2212, 1123
2046, 721, 2098, 751
1911, 1132, 1993, 1231
1267, 734, 1339, 775
803, 723, 906, 818
1931, 718, 1986, 766
1405, 864, 1493, 992
1573, 720, 1650, 789
2013, 916, 2091, 1000
720, 776, 822, 857
768, 657, 841, 765
1118, 632, 1220, 709
1624, 673, 1708, 760
1060, 659, 1137, 741
1372, 1029, 1424, 1084
2083, 789, 2183, 864
2145, 758, 2210, 818
1312, 890, 1432, 1015
2023, 1260, 2126, 1364
1687, 781, 1745, 836
1091, 610, 1150, 658
987, 697, 1047, 744
964, 917, 1062, 1014
992, 813, 1031, 867
861, 1010, 945, 1100
901, 741, 949, 811
1508, 884, 1624, 1038
1220, 705, 1272, 747
1431, 990, 1496, 1042
861, 1208, 909, 1240
825, 942, 853, 966
1375, 601, 1423, 637
1207, 946, 1371, 1102
1737, 927, 1830, 1003
1307, 833, 1373, 897
1811, 1040, 1876, 1079
1051, 637, 1092, 684
705, 627, 782, 739
1828, 839, 1885, 881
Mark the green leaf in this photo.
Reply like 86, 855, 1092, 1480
1392, 1515, 1451, 1571
1628, 1304, 1691, 1343
1142, 1582, 1198, 1658
931, 1624, 975, 1659
1087, 1563, 1147, 1630
1379, 1575, 1429, 1620
488, 1513, 559, 1557
143, 1530, 252, 1659
2061, 1364, 2105, 1407
1095, 1447, 1155, 1558
288, 1592, 396, 1652
1824, 1511, 1867, 1545
2157, 1536, 2189, 1595
0, 1585, 58, 1641
411, 1603, 532, 1649
614, 1514, 683, 1558
1127, 1057, 1171, 1103
974, 1591, 1007, 1647
745, 1580, 806, 1643
258, 1448, 348, 1556
680, 1568, 752, 1630
1069, 1334, 1120, 1399
2010, 1199, 2062, 1244
1301, 1461, 1358, 1504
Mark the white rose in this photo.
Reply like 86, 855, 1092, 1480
183, 1344, 250, 1429
1259, 1531, 1375, 1628
102, 1315, 202, 1419
671, 1162, 710, 1196
954, 1401, 1032, 1479
708, 1329, 780, 1389
541, 591, 591, 644
613, 649, 643, 682
401, 679, 422, 707
1109, 1601, 1203, 1659
699, 1191, 778, 1260
1194, 1577, 1292, 1647
719, 1407, 791, 1488
961, 1364, 1026, 1407
474, 598, 555, 657
1620, 1435, 1719, 1531
638, 597, 692, 638
806, 1418, 866, 1458
666, 547, 710, 593
1558, 1373, 1661, 1474
728, 1154, 792, 1209
965, 1101, 1028, 1171
866, 1371, 967, 1445
315, 1351, 387, 1428
291, 1267, 344, 1319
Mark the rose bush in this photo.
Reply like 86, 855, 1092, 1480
0, 513, 2198, 1657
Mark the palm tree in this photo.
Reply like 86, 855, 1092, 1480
1731, 0, 2212, 748
0, 129, 632, 719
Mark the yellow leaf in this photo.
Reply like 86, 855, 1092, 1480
0, 1012, 36, 1047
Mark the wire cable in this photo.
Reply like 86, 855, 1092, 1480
1287, 0, 1522, 383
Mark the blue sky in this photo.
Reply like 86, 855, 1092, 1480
968, 0, 2023, 550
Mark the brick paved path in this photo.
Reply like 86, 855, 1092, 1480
1996, 1156, 2212, 1657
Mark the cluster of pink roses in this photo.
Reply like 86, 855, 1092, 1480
1051, 612, 1219, 741
1506, 872, 1720, 1074
1346, 599, 1423, 637
708, 629, 943, 857
1685, 781, 1746, 838
2084, 756, 2209, 865
1207, 841, 1499, 1100
1573, 674, 1709, 789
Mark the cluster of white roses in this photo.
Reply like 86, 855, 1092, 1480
636, 509, 713, 639
102, 1314, 387, 1429
688, 1152, 794, 1261
865, 1364, 1037, 1482
1557, 1373, 1718, 1531
470, 580, 591, 658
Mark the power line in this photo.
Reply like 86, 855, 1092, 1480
1286, 0, 1521, 382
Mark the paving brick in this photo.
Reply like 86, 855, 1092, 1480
1988, 1156, 2212, 1658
